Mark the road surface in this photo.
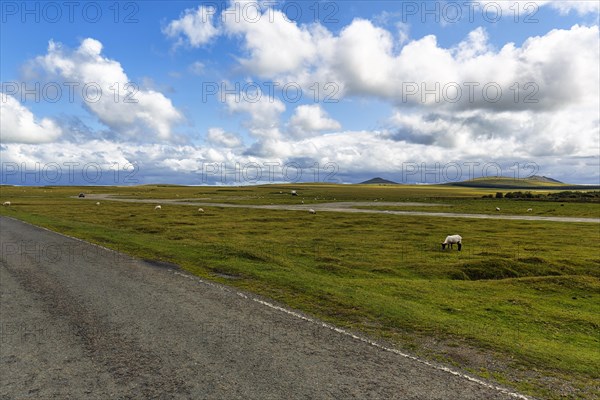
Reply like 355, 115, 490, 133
1, 216, 529, 399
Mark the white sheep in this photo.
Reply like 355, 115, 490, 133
198, 208, 204, 213
527, 208, 532, 212
496, 207, 501, 211
154, 205, 161, 210
308, 209, 316, 214
96, 202, 100, 206
3, 201, 11, 206
291, 190, 298, 196
442, 235, 462, 251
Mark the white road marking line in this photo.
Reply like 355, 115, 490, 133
3, 217, 531, 399
171, 268, 532, 400
251, 298, 532, 400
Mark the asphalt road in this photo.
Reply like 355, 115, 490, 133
1, 216, 529, 399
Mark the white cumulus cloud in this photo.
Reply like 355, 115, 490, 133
223, 7, 318, 77
163, 5, 220, 47
0, 93, 62, 143
226, 93, 286, 140
33, 38, 183, 141
214, 10, 599, 114
206, 127, 243, 148
287, 105, 341, 138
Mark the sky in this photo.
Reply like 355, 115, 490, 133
1, 0, 599, 185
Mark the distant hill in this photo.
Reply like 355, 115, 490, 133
528, 175, 564, 184
446, 176, 596, 190
360, 177, 398, 185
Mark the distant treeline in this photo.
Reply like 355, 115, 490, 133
482, 191, 600, 203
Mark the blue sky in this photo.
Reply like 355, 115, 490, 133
1, 1, 599, 185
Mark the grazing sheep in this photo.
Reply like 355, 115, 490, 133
301, 200, 304, 204
3, 201, 11, 207
96, 202, 100, 206
154, 205, 161, 210
308, 209, 316, 214
442, 235, 462, 251
291, 190, 298, 196
527, 208, 532, 212
198, 208, 204, 213
496, 207, 501, 211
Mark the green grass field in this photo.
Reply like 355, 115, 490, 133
1, 184, 599, 399
356, 198, 600, 218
